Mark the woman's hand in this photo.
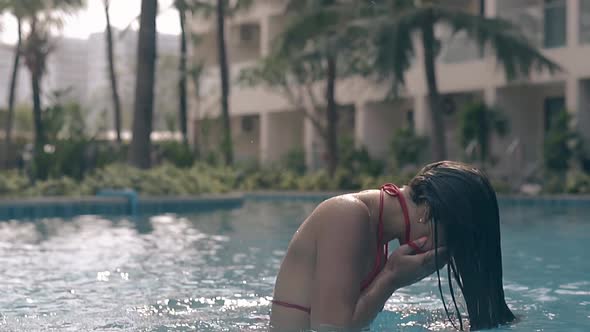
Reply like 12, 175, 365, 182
385, 237, 448, 290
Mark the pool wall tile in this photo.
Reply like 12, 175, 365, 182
2, 192, 590, 221
0, 194, 244, 221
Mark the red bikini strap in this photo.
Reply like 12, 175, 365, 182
380, 183, 424, 254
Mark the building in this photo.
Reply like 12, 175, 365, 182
187, 0, 590, 181
1, 30, 180, 139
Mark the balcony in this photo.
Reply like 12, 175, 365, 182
498, 0, 566, 49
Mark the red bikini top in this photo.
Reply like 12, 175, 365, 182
359, 183, 423, 291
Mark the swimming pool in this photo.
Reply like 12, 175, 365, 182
0, 198, 588, 331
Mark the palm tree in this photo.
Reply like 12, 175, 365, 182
129, 0, 158, 169
189, 0, 251, 165
215, 0, 233, 165
103, 0, 122, 143
0, 0, 24, 166
275, 0, 368, 176
369, 0, 561, 161
458, 101, 508, 163
175, 0, 189, 146
17, 0, 84, 153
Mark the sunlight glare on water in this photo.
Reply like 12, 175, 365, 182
0, 200, 588, 331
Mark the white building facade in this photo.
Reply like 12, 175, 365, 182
188, 0, 590, 179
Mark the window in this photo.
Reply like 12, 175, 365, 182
239, 24, 257, 42
544, 97, 565, 132
241, 115, 256, 132
543, 0, 566, 48
406, 110, 415, 129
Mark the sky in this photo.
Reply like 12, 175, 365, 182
0, 0, 180, 44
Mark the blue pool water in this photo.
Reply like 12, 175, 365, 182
0, 199, 588, 331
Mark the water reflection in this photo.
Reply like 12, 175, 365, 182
133, 215, 154, 234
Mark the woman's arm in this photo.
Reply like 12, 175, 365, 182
350, 238, 447, 328
310, 209, 447, 331
308, 198, 447, 330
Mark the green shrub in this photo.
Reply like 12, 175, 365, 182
544, 111, 583, 173
297, 170, 336, 191
0, 170, 29, 197
490, 179, 512, 194
25, 177, 80, 197
458, 102, 508, 162
542, 172, 566, 194
339, 136, 384, 177
390, 128, 429, 168
154, 141, 195, 168
565, 170, 590, 194
281, 147, 306, 175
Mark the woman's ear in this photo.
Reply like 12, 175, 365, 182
418, 205, 431, 224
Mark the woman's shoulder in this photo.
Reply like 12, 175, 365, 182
311, 194, 372, 230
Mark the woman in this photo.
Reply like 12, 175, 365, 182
270, 161, 515, 331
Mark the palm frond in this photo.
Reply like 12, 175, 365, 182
373, 7, 427, 85
432, 6, 562, 80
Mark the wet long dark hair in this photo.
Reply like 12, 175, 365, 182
408, 161, 515, 331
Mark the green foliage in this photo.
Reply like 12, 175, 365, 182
370, 1, 561, 89
25, 176, 80, 197
5, 160, 589, 198
43, 101, 87, 141
543, 110, 583, 173
281, 147, 307, 175
458, 102, 509, 162
154, 141, 195, 168
79, 163, 239, 196
565, 170, 590, 194
0, 170, 29, 197
490, 179, 512, 194
14, 104, 33, 133
542, 172, 566, 194
390, 127, 429, 168
339, 136, 384, 177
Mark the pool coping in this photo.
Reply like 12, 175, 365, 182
0, 191, 589, 221
0, 193, 244, 221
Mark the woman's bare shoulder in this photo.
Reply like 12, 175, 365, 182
311, 194, 372, 229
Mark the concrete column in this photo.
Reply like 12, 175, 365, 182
485, 0, 498, 18
414, 95, 430, 136
259, 112, 271, 164
303, 110, 318, 171
566, 78, 580, 116
484, 86, 497, 106
567, 0, 581, 47
259, 16, 270, 57
354, 100, 368, 149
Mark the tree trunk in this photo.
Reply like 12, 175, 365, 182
189, 65, 202, 154
104, 0, 123, 143
421, 18, 447, 161
129, 0, 158, 169
31, 66, 44, 150
325, 54, 339, 177
3, 17, 22, 167
178, 5, 188, 146
29, 19, 45, 153
216, 0, 233, 165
